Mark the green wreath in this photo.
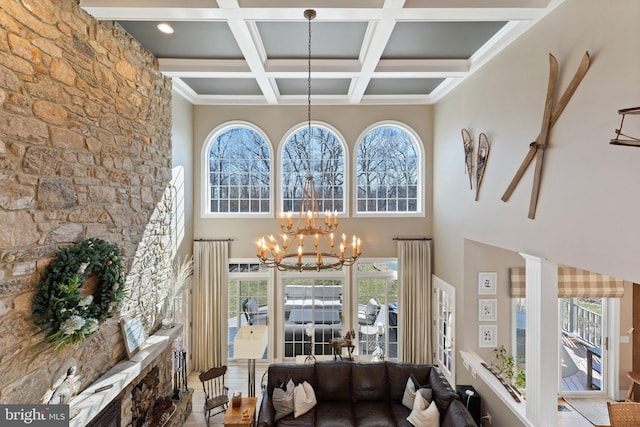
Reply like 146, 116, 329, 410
32, 238, 127, 349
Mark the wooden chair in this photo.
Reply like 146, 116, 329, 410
199, 366, 229, 426
625, 372, 640, 402
607, 401, 640, 426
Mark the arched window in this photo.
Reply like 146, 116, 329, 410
203, 122, 272, 216
355, 122, 423, 215
281, 123, 347, 214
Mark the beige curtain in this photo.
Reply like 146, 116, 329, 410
192, 241, 228, 371
398, 240, 432, 364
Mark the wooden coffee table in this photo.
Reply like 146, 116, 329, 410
222, 397, 258, 427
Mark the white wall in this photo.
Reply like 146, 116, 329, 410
192, 105, 434, 259
171, 90, 194, 261
433, 1, 639, 425
434, 0, 640, 284
458, 240, 526, 426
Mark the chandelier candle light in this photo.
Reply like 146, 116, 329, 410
257, 177, 361, 271
257, 10, 361, 271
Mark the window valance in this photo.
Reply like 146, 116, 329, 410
509, 267, 624, 298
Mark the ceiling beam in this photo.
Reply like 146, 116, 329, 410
80, 0, 564, 106
216, 0, 278, 104
159, 58, 470, 79
159, 59, 252, 77
374, 59, 469, 76
183, 91, 433, 106
81, 0, 551, 21
348, 0, 405, 104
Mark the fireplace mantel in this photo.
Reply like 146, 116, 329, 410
69, 324, 183, 427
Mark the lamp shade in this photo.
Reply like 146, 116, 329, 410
234, 325, 268, 359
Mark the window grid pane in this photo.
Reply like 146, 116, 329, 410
356, 126, 420, 213
228, 277, 269, 360
208, 126, 271, 214
356, 261, 398, 359
283, 279, 343, 358
436, 288, 453, 373
282, 126, 345, 214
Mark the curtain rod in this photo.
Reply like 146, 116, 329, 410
392, 237, 432, 241
193, 238, 234, 242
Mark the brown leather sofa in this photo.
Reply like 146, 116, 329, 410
258, 361, 477, 427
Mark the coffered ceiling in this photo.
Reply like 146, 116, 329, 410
80, 0, 563, 105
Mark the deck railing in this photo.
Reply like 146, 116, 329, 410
561, 299, 602, 348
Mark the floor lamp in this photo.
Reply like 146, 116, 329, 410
304, 323, 315, 363
233, 325, 268, 397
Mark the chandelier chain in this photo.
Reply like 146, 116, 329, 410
256, 10, 361, 272
307, 9, 312, 144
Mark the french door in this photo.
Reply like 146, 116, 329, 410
560, 297, 608, 395
512, 297, 610, 396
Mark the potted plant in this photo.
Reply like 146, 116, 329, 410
490, 345, 526, 396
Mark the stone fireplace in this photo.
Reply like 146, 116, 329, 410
131, 366, 160, 426
0, 0, 179, 410
87, 396, 121, 427
69, 326, 192, 427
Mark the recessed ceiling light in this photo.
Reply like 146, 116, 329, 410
157, 23, 174, 34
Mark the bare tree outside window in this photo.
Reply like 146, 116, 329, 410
282, 126, 345, 213
207, 126, 271, 214
356, 126, 420, 213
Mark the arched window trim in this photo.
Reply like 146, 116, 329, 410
278, 120, 350, 216
200, 120, 274, 218
353, 120, 425, 218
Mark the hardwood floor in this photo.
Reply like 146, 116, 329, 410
558, 398, 599, 427
181, 362, 596, 426
183, 363, 268, 427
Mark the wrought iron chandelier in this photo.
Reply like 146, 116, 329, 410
256, 9, 361, 272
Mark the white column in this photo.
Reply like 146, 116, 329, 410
521, 253, 558, 427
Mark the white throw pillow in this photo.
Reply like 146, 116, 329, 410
402, 374, 422, 409
293, 381, 317, 418
272, 379, 295, 421
406, 393, 440, 427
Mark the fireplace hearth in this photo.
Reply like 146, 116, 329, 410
132, 366, 160, 426
69, 325, 191, 427
87, 395, 121, 427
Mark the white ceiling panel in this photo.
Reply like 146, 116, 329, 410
277, 78, 352, 96
258, 21, 368, 59
382, 21, 507, 59
80, 0, 564, 105
365, 78, 444, 95
181, 78, 263, 95
119, 21, 244, 59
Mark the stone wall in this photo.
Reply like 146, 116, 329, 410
121, 346, 193, 427
0, 0, 173, 404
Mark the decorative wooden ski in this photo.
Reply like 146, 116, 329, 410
475, 132, 490, 201
501, 51, 591, 219
610, 106, 640, 147
461, 128, 473, 190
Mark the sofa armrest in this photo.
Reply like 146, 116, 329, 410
257, 393, 275, 427
429, 367, 460, 414
441, 399, 478, 427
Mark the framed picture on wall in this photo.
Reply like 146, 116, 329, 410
479, 325, 497, 347
478, 272, 497, 295
478, 299, 497, 322
120, 315, 146, 358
